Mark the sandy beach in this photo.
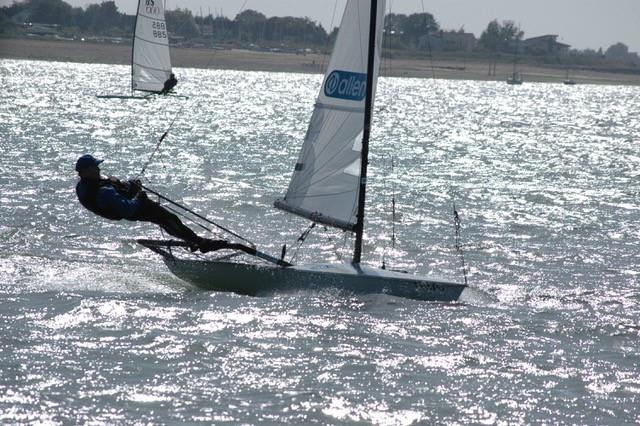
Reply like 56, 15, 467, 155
2, 37, 639, 86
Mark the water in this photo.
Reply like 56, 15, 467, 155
1, 59, 639, 424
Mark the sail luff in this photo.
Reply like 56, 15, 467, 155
131, 0, 142, 93
353, 0, 378, 264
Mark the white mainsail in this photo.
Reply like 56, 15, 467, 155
132, 0, 172, 93
274, 0, 386, 231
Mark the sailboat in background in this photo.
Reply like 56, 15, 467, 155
138, 0, 468, 302
563, 68, 577, 85
98, 0, 173, 99
507, 40, 523, 85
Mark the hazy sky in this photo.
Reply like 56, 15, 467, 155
5, 0, 639, 52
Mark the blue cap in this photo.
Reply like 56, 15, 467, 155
75, 154, 104, 172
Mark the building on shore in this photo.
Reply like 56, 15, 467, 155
419, 30, 477, 52
523, 35, 570, 56
23, 23, 60, 37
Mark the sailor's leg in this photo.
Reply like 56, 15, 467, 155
134, 199, 229, 252
137, 200, 201, 244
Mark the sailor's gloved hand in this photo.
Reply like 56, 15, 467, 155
128, 179, 142, 196
136, 191, 149, 202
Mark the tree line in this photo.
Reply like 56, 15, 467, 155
0, 0, 333, 44
1, 0, 131, 35
0, 0, 442, 49
1, 0, 636, 60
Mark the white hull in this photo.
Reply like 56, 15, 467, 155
96, 93, 188, 99
96, 94, 151, 99
162, 258, 466, 302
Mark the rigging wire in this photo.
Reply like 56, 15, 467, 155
379, 1, 400, 270
328, 230, 350, 263
381, 155, 389, 268
381, 155, 397, 269
289, 222, 316, 264
336, 231, 350, 262
381, 0, 391, 82
139, 182, 257, 247
453, 202, 469, 285
163, 202, 216, 235
391, 157, 397, 249
320, 0, 340, 72
420, 0, 437, 79
134, 108, 183, 180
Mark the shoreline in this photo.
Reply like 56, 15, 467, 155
2, 37, 640, 86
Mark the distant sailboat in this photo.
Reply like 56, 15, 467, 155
507, 40, 523, 85
507, 72, 522, 85
563, 68, 577, 85
98, 0, 173, 99
138, 0, 468, 302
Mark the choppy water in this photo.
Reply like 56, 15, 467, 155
1, 59, 639, 424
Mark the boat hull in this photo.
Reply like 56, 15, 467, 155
96, 94, 151, 99
162, 258, 466, 302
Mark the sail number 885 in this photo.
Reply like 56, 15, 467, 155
152, 21, 167, 39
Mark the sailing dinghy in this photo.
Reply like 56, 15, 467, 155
138, 0, 467, 302
97, 0, 173, 99
506, 40, 523, 85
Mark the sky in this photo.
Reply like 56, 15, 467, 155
4, 0, 639, 52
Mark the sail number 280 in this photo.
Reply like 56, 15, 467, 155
151, 21, 167, 39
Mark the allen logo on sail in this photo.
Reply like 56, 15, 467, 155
324, 70, 367, 101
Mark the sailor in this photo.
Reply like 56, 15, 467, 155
160, 73, 178, 95
75, 154, 226, 253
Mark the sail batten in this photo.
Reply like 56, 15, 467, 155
274, 0, 386, 232
315, 103, 365, 114
136, 12, 163, 21
132, 0, 172, 93
131, 61, 169, 73
134, 36, 170, 47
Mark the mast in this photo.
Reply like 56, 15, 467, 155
353, 0, 378, 264
512, 39, 519, 78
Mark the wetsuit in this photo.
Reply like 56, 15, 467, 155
160, 75, 177, 95
76, 177, 201, 244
